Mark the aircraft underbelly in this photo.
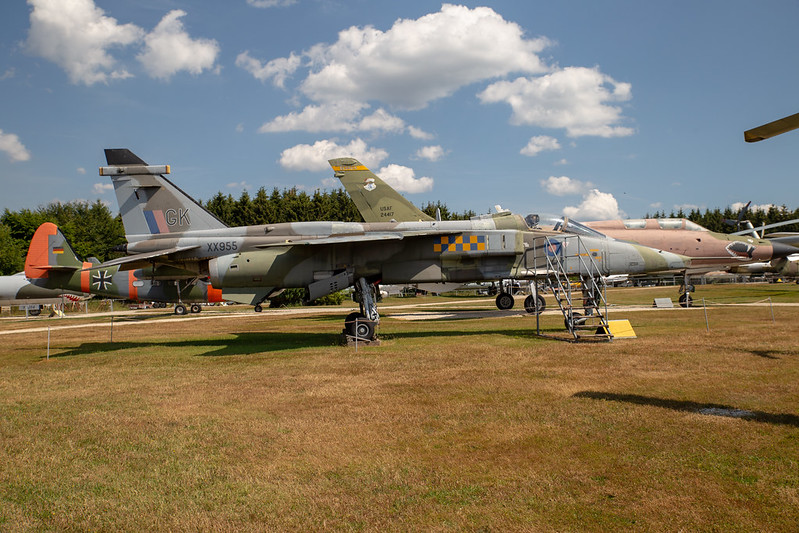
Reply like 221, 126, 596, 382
382, 261, 442, 283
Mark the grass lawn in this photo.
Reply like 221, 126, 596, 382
0, 283, 797, 531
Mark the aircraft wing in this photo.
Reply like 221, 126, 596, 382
732, 219, 799, 236
253, 230, 521, 254
254, 232, 407, 247
89, 245, 201, 270
744, 112, 799, 142
253, 230, 488, 248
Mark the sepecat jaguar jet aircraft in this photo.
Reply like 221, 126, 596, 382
97, 149, 691, 340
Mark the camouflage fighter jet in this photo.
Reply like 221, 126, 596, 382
96, 149, 692, 340
25, 222, 223, 314
582, 218, 796, 268
582, 217, 798, 305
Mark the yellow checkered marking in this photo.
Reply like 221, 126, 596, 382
433, 234, 486, 252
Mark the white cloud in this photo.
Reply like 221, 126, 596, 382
377, 164, 433, 193
92, 182, 113, 194
26, 0, 144, 85
235, 50, 301, 88
76, 167, 86, 174
259, 101, 368, 133
541, 176, 593, 196
415, 145, 446, 162
226, 181, 250, 190
0, 68, 15, 80
246, 0, 297, 7
479, 66, 634, 138
260, 102, 409, 135
408, 126, 434, 140
240, 5, 634, 142
279, 138, 388, 172
243, 4, 550, 111
563, 189, 623, 220
521, 135, 560, 156
357, 108, 406, 133
0, 129, 31, 162
137, 10, 219, 80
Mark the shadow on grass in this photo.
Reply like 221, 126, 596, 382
45, 332, 339, 359
748, 349, 796, 360
382, 327, 553, 341
574, 391, 799, 428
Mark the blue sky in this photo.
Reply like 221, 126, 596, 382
1, 1, 798, 221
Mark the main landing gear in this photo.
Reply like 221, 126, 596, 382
679, 273, 694, 308
344, 277, 379, 341
494, 280, 519, 310
174, 303, 203, 315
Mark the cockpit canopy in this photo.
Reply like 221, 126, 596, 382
622, 218, 708, 231
526, 214, 610, 239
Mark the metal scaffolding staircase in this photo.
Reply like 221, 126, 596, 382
526, 235, 612, 342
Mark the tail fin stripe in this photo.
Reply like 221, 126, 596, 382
144, 210, 170, 234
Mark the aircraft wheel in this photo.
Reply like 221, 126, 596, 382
353, 320, 375, 340
524, 294, 546, 314
254, 304, 263, 312
174, 304, 188, 315
344, 312, 376, 340
496, 292, 515, 310
28, 308, 41, 317
565, 312, 585, 331
190, 304, 202, 313
678, 293, 693, 308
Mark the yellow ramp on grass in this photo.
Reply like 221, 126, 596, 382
598, 319, 636, 339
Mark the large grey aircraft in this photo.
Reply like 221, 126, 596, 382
98, 149, 691, 340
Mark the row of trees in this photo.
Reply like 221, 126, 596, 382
201, 188, 476, 226
0, 201, 125, 276
3, 187, 796, 277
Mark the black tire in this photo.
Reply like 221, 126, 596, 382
190, 304, 202, 313
565, 312, 584, 331
524, 294, 546, 314
254, 304, 263, 312
353, 320, 375, 340
174, 304, 188, 315
28, 307, 41, 317
678, 293, 693, 308
344, 312, 375, 340
496, 292, 515, 310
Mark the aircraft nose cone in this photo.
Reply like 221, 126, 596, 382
661, 251, 691, 270
770, 240, 799, 259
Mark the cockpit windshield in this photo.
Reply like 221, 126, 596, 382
684, 220, 707, 232
546, 216, 608, 239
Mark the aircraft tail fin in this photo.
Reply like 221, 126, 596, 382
329, 158, 433, 223
102, 148, 227, 237
25, 222, 84, 280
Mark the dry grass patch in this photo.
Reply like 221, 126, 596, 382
0, 287, 798, 530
